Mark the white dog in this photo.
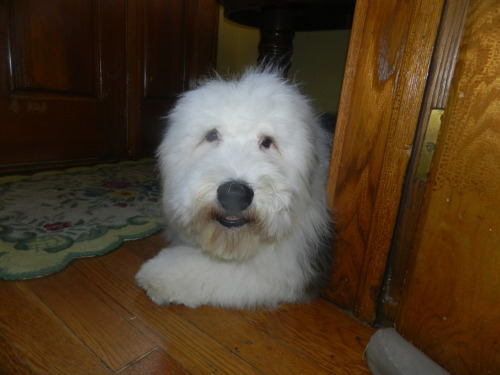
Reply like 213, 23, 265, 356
136, 67, 333, 308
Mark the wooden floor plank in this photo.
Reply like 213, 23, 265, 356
131, 315, 260, 375
171, 304, 330, 375
235, 300, 373, 374
28, 267, 155, 372
118, 348, 190, 375
0, 329, 33, 375
124, 234, 373, 374
0, 233, 374, 374
74, 245, 263, 375
0, 282, 113, 375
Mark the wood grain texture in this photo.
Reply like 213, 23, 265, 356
0, 0, 128, 166
74, 244, 262, 375
173, 306, 330, 375
0, 232, 375, 374
9, 0, 98, 95
0, 0, 219, 168
378, 0, 469, 325
235, 300, 372, 374
126, 0, 219, 157
396, 0, 500, 373
325, 0, 445, 323
183, 0, 220, 86
30, 268, 155, 372
119, 349, 189, 375
0, 282, 113, 375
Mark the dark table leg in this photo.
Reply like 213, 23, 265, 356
257, 6, 297, 75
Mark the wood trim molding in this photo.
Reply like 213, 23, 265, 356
325, 0, 445, 324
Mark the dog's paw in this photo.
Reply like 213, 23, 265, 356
135, 247, 207, 308
135, 261, 173, 305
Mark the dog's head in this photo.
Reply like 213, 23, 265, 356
157, 68, 329, 261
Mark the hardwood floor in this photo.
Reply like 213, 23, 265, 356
0, 232, 375, 374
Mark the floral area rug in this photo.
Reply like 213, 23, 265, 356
0, 159, 165, 280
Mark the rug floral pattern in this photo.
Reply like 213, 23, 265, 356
0, 159, 165, 280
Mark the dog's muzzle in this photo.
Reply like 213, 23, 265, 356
216, 181, 254, 228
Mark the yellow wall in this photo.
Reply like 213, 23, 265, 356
216, 9, 351, 114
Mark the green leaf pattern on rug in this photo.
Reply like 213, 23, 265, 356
0, 160, 165, 280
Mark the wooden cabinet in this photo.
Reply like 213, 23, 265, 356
127, 0, 219, 157
0, 0, 218, 169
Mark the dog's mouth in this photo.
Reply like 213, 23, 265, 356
216, 214, 248, 229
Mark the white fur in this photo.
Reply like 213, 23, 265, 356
136, 68, 333, 308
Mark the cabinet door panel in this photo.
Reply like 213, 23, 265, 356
10, 0, 98, 95
128, 0, 219, 155
0, 0, 127, 166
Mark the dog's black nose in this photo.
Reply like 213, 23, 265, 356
217, 181, 254, 212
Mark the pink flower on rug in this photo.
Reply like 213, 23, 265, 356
43, 221, 73, 231
103, 181, 133, 189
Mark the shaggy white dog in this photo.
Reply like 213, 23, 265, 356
136, 68, 333, 308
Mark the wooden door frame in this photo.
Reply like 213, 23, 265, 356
324, 0, 446, 324
377, 0, 469, 326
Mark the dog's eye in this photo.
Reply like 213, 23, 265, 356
205, 129, 219, 143
260, 136, 274, 150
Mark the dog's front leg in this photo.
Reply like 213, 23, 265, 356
135, 245, 297, 308
135, 246, 212, 307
